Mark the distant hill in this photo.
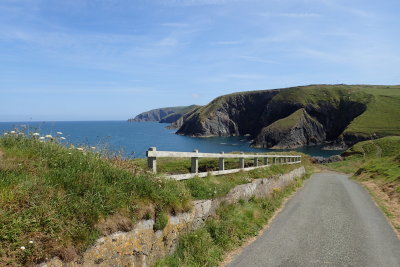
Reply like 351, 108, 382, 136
128, 105, 201, 123
175, 85, 400, 149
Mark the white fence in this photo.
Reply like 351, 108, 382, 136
146, 147, 302, 180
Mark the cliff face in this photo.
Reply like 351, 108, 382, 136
128, 107, 178, 122
176, 90, 279, 136
254, 109, 326, 149
128, 105, 200, 123
175, 85, 400, 149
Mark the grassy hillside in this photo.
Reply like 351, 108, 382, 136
0, 134, 191, 265
264, 108, 316, 131
325, 136, 400, 231
129, 105, 200, 122
329, 136, 400, 175
258, 84, 400, 136
0, 132, 307, 266
196, 89, 274, 119
159, 105, 201, 123
179, 85, 400, 142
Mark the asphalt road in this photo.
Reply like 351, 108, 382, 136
228, 172, 400, 267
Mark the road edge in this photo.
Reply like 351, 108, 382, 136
220, 173, 314, 266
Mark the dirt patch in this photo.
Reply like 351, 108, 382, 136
361, 180, 400, 238
95, 213, 134, 236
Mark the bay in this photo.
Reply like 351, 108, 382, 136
0, 121, 342, 158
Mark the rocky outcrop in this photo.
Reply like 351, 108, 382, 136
39, 167, 305, 267
128, 105, 200, 123
174, 85, 390, 149
253, 109, 326, 149
128, 107, 178, 122
312, 155, 343, 164
176, 90, 279, 136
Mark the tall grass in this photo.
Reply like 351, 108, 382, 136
0, 133, 306, 266
156, 176, 307, 267
0, 134, 191, 265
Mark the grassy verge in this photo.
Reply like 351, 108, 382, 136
155, 173, 310, 267
0, 133, 308, 266
0, 134, 191, 265
134, 152, 310, 200
324, 136, 400, 233
133, 155, 296, 175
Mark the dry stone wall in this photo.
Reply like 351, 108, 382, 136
39, 166, 305, 267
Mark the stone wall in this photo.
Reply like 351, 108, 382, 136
40, 166, 305, 267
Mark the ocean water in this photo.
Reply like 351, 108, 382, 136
0, 121, 342, 158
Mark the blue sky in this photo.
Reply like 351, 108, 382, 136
1, 0, 399, 122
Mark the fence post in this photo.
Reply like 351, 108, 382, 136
240, 152, 245, 169
191, 149, 199, 174
147, 147, 157, 174
219, 152, 225, 171
254, 154, 258, 167
264, 157, 268, 165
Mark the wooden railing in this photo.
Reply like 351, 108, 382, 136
146, 147, 302, 180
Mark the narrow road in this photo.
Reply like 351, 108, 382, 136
228, 172, 400, 267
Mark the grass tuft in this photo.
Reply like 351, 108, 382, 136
156, 176, 307, 267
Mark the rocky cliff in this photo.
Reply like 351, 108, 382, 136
176, 90, 279, 136
128, 105, 200, 123
175, 85, 400, 149
253, 108, 326, 149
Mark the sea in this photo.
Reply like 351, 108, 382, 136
0, 121, 342, 158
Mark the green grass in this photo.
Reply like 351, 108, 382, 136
161, 105, 202, 122
183, 164, 299, 199
133, 153, 308, 200
0, 134, 191, 265
325, 136, 400, 186
262, 108, 320, 132
155, 174, 309, 267
326, 136, 400, 233
0, 134, 307, 266
187, 84, 400, 137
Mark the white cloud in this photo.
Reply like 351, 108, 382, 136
1, 87, 151, 94
156, 37, 178, 47
191, 93, 201, 98
260, 12, 321, 18
211, 40, 243, 45
160, 22, 191, 28
298, 48, 345, 63
238, 56, 276, 64
160, 0, 246, 6
225, 73, 266, 79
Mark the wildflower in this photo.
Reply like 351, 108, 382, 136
91, 146, 96, 149
39, 137, 45, 140
20, 246, 25, 250
29, 240, 34, 244
10, 131, 16, 134
77, 147, 84, 151
60, 137, 66, 140
68, 152, 72, 155
3, 133, 8, 136
45, 135, 53, 138
32, 133, 40, 136
57, 132, 63, 135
